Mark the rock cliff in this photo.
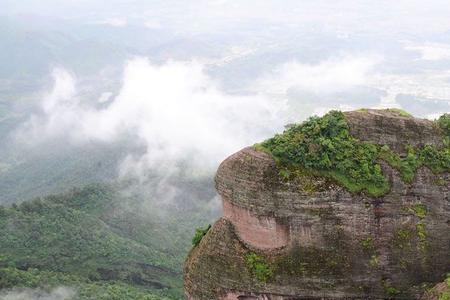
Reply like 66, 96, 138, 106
184, 109, 450, 300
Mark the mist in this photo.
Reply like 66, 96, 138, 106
15, 58, 283, 181
13, 53, 389, 189
1, 2, 450, 299
1, 0, 450, 204
0, 287, 75, 300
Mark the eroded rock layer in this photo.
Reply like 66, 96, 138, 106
185, 110, 450, 300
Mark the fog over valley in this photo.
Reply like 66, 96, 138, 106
0, 1, 450, 299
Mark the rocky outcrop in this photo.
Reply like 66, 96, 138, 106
420, 280, 450, 300
345, 110, 443, 154
184, 109, 450, 300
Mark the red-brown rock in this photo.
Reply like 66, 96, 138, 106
184, 110, 450, 300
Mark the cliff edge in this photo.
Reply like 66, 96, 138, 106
185, 109, 450, 300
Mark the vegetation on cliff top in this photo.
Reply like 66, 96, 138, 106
192, 225, 211, 247
256, 110, 450, 197
256, 110, 389, 196
438, 113, 450, 138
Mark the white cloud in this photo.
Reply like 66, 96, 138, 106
17, 58, 284, 178
5, 1, 450, 35
426, 112, 445, 120
251, 54, 450, 116
22, 53, 450, 182
93, 18, 127, 27
0, 287, 75, 300
98, 92, 113, 103
405, 42, 450, 61
144, 20, 162, 29
253, 55, 381, 95
368, 71, 450, 103
42, 68, 77, 114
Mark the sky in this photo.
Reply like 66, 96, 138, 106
1, 0, 450, 202
4, 0, 450, 36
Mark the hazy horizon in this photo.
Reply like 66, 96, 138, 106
1, 0, 450, 202
1, 2, 450, 299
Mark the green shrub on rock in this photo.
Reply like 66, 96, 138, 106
256, 110, 450, 197
438, 274, 450, 300
256, 111, 389, 197
192, 225, 211, 247
245, 253, 273, 282
438, 114, 450, 136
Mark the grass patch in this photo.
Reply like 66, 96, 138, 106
378, 145, 420, 183
411, 204, 428, 219
382, 280, 401, 296
357, 108, 369, 113
191, 225, 211, 247
361, 237, 374, 251
384, 108, 413, 118
245, 253, 273, 282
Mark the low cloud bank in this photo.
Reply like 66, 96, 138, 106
14, 54, 450, 207
16, 58, 284, 180
0, 287, 75, 300
15, 55, 397, 183
254, 55, 381, 95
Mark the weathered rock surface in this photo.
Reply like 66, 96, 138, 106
185, 110, 450, 300
420, 280, 450, 300
345, 110, 443, 154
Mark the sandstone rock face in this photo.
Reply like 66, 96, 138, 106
184, 110, 450, 300
345, 110, 443, 154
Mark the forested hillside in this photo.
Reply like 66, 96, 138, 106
0, 184, 210, 299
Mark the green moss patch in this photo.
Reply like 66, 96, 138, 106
411, 204, 428, 219
378, 145, 420, 183
393, 205, 429, 257
384, 108, 413, 118
192, 225, 211, 247
245, 253, 273, 282
361, 237, 374, 252
383, 281, 401, 297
